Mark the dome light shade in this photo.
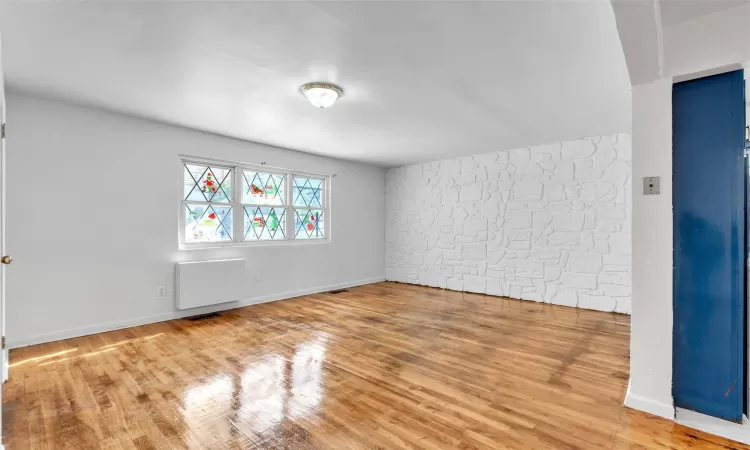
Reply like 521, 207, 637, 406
300, 82, 343, 108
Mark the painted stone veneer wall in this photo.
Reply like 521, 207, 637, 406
385, 133, 632, 314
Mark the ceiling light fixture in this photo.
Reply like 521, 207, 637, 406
300, 82, 343, 109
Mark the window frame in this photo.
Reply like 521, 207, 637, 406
290, 174, 328, 241
181, 160, 236, 244
239, 167, 289, 242
178, 156, 331, 249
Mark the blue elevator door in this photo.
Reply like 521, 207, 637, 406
673, 69, 746, 421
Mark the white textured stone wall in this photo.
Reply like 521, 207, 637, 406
385, 133, 632, 314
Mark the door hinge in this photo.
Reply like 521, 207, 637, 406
2, 336, 7, 349
1, 123, 5, 139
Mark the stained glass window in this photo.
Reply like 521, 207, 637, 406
184, 164, 232, 203
292, 177, 325, 239
293, 177, 323, 208
181, 159, 329, 245
185, 205, 233, 242
243, 171, 285, 206
244, 207, 286, 240
241, 170, 287, 241
294, 209, 325, 239
183, 163, 234, 242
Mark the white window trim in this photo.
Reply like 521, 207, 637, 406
178, 156, 331, 250
289, 173, 328, 241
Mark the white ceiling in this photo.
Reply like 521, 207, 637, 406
659, 0, 750, 27
0, 2, 631, 167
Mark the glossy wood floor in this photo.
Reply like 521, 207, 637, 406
3, 282, 746, 449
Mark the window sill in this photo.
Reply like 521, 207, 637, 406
179, 239, 331, 251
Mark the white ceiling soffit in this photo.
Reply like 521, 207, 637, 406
0, 2, 631, 167
610, 0, 663, 86
659, 0, 750, 26
611, 0, 750, 86
663, 0, 750, 80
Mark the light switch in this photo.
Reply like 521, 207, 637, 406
643, 176, 660, 195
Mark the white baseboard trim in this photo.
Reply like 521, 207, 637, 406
9, 277, 385, 349
624, 384, 675, 420
676, 408, 750, 444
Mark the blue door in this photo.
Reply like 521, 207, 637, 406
673, 69, 746, 421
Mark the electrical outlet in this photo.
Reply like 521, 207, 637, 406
156, 285, 166, 298
254, 272, 261, 282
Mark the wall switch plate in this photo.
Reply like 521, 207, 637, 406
156, 285, 166, 298
643, 176, 660, 195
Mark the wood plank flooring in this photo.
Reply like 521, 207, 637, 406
2, 282, 746, 449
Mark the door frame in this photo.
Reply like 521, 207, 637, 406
0, 31, 7, 450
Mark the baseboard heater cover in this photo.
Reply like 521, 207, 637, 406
176, 259, 246, 310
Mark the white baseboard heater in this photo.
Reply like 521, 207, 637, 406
176, 259, 246, 310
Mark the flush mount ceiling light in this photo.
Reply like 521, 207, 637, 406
300, 82, 343, 109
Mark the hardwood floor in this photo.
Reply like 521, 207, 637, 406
2, 282, 746, 449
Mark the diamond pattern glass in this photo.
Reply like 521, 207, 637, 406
243, 171, 285, 206
182, 161, 329, 244
185, 204, 233, 242
244, 207, 286, 240
184, 164, 232, 203
294, 209, 324, 239
293, 177, 323, 208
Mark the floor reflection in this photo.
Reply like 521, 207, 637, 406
237, 354, 286, 434
182, 333, 329, 446
7, 348, 78, 368
289, 335, 327, 419
184, 373, 234, 444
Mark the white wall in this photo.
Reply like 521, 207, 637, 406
623, 3, 750, 424
4, 93, 385, 348
385, 133, 632, 313
626, 78, 674, 419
